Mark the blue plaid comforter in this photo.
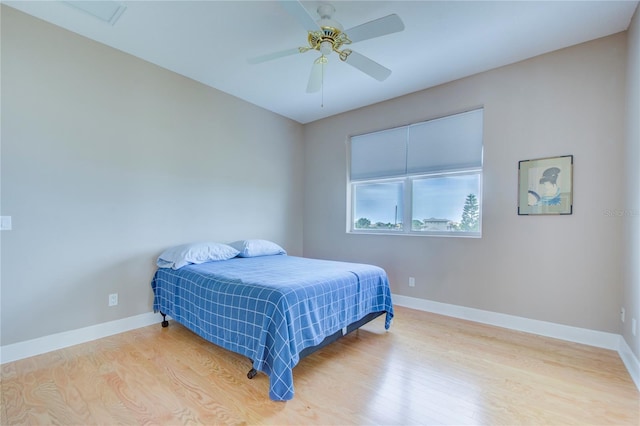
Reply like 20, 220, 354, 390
151, 255, 393, 401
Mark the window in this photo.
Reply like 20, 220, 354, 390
353, 181, 404, 230
349, 108, 483, 236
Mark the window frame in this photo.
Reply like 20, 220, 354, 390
349, 177, 407, 234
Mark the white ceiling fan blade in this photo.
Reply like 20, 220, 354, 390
345, 14, 405, 44
306, 57, 325, 93
247, 47, 301, 64
279, 0, 320, 33
344, 51, 392, 81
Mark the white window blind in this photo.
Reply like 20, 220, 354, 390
407, 109, 483, 174
350, 109, 483, 180
350, 126, 407, 180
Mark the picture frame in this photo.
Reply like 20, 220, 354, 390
518, 155, 573, 215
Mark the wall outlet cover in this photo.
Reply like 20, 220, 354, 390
108, 293, 118, 307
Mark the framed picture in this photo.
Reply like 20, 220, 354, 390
518, 155, 573, 215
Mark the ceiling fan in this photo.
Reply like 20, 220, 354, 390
249, 1, 405, 93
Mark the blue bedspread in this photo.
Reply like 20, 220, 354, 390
151, 255, 394, 401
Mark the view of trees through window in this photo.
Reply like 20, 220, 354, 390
353, 174, 481, 233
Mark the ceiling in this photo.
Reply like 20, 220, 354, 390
4, 0, 638, 124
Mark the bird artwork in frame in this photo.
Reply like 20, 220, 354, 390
518, 155, 573, 215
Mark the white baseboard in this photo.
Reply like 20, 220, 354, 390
2, 296, 639, 393
392, 294, 640, 392
0, 311, 164, 365
618, 336, 640, 391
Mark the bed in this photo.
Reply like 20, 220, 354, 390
150, 240, 394, 401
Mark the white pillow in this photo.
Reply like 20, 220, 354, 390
157, 242, 240, 269
229, 239, 287, 258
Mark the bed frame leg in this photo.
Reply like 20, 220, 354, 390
160, 312, 169, 328
247, 368, 257, 379
246, 358, 258, 379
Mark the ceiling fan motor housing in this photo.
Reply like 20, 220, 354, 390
307, 4, 352, 61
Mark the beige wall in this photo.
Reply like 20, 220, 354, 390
303, 33, 627, 334
623, 5, 640, 359
0, 7, 304, 346
1, 4, 635, 351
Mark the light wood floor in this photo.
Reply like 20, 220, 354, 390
1, 306, 638, 425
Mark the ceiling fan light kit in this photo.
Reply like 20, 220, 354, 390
249, 1, 405, 94
303, 26, 352, 60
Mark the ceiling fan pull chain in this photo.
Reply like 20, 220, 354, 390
321, 60, 324, 108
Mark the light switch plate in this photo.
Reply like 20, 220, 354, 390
0, 216, 12, 231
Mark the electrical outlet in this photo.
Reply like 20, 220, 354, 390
409, 277, 415, 287
108, 293, 118, 307
632, 318, 637, 336
621, 307, 625, 323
